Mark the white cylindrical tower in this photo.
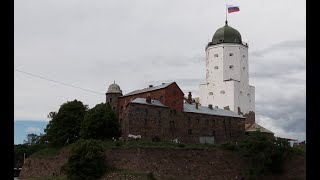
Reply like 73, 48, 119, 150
199, 21, 255, 123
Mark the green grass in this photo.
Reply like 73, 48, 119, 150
100, 139, 220, 150
25, 175, 68, 180
106, 168, 157, 180
30, 147, 62, 157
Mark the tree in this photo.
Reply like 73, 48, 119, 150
238, 131, 293, 179
42, 100, 88, 147
23, 133, 41, 145
80, 103, 120, 140
63, 139, 107, 180
47, 111, 57, 119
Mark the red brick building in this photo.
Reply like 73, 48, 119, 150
106, 82, 248, 144
118, 82, 184, 111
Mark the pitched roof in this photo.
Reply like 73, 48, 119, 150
183, 103, 244, 118
245, 123, 274, 134
122, 82, 175, 97
131, 98, 167, 107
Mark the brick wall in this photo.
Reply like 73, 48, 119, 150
118, 82, 184, 112
121, 103, 246, 144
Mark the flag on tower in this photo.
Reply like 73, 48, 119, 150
227, 5, 240, 13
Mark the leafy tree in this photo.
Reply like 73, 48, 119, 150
80, 103, 120, 140
63, 139, 107, 180
47, 111, 57, 119
42, 100, 88, 147
238, 131, 293, 179
15, 134, 48, 168
23, 133, 41, 145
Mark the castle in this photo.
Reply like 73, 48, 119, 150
105, 21, 273, 144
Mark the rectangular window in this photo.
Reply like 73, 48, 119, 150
188, 129, 192, 135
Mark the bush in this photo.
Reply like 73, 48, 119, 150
238, 131, 294, 178
151, 136, 161, 142
177, 144, 185, 148
63, 139, 107, 180
220, 142, 237, 151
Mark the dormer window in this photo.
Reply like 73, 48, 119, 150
229, 65, 234, 69
229, 53, 234, 56
220, 90, 225, 94
214, 66, 219, 69
214, 54, 219, 57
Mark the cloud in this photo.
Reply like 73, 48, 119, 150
25, 127, 41, 134
251, 40, 306, 57
250, 40, 306, 141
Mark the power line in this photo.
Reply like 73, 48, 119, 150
15, 69, 104, 95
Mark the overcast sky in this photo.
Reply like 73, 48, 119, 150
14, 0, 306, 141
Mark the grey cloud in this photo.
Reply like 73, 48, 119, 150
251, 40, 306, 57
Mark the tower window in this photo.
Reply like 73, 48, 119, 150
229, 65, 234, 69
229, 53, 234, 56
240, 91, 243, 95
220, 90, 225, 94
247, 93, 250, 96
214, 54, 219, 57
214, 66, 219, 69
243, 67, 246, 70
243, 55, 246, 58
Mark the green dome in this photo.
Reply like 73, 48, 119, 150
211, 21, 242, 44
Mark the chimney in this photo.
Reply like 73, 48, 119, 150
223, 106, 230, 110
149, 85, 153, 88
187, 92, 192, 104
146, 94, 151, 103
208, 104, 213, 110
195, 102, 199, 109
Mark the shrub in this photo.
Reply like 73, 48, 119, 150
177, 144, 185, 148
63, 139, 107, 180
220, 142, 237, 151
151, 136, 161, 142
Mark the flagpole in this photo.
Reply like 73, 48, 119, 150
225, 3, 228, 23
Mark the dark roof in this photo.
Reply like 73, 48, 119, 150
122, 82, 180, 97
184, 103, 244, 118
211, 21, 242, 45
245, 123, 274, 134
131, 98, 167, 107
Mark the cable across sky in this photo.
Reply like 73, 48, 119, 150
15, 69, 104, 95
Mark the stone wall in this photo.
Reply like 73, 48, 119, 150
19, 148, 306, 180
121, 103, 246, 144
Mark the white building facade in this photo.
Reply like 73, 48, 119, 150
199, 21, 255, 123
